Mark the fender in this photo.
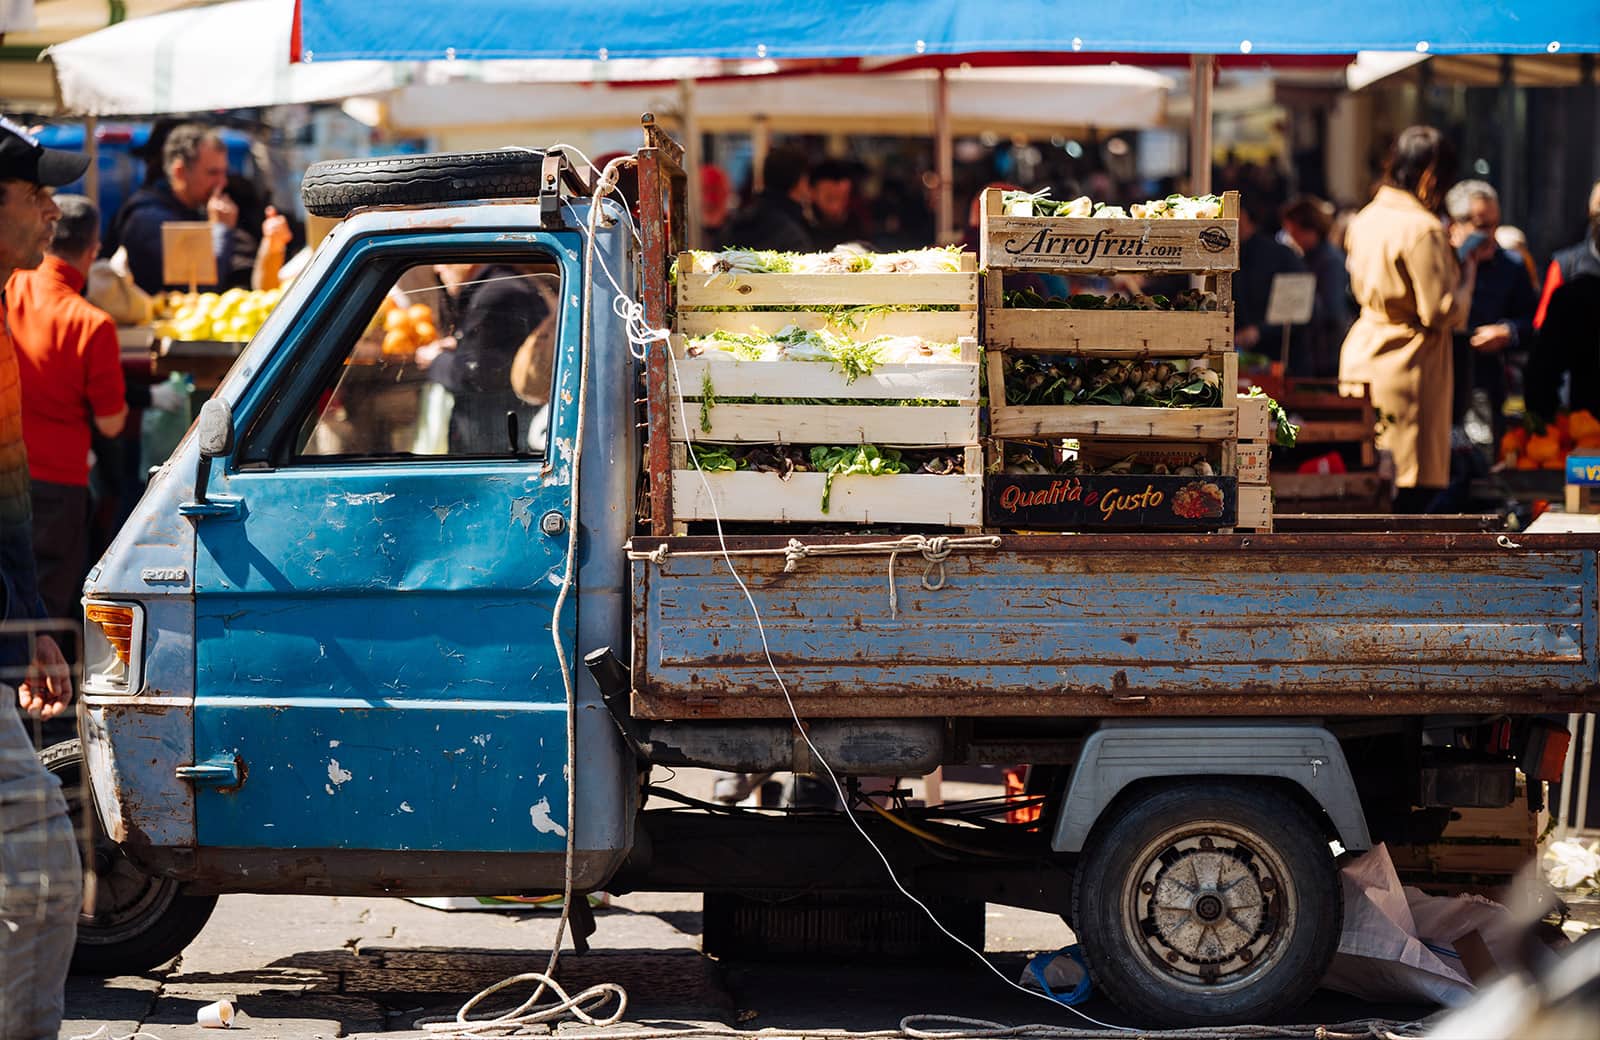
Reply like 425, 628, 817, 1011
1051, 721, 1371, 853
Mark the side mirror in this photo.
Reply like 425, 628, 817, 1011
193, 398, 234, 506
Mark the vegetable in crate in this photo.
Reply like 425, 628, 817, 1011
1000, 188, 1223, 220
1245, 386, 1299, 448
810, 445, 910, 513
1002, 288, 1218, 312
1004, 357, 1221, 408
675, 246, 965, 280
684, 325, 959, 379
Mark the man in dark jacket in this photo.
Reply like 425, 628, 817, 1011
105, 122, 238, 293
1232, 200, 1307, 366
425, 263, 550, 455
1534, 180, 1600, 328
1526, 274, 1600, 422
719, 146, 814, 252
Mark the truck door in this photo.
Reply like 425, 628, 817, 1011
189, 234, 581, 853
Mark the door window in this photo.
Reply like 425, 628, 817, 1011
293, 261, 561, 461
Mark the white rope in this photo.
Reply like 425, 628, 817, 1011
418, 972, 627, 1037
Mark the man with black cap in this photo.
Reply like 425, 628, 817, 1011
0, 114, 85, 1040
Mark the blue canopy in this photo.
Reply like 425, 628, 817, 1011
294, 1, 1600, 63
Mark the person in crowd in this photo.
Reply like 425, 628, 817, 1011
4, 195, 126, 631
1339, 126, 1474, 513
252, 204, 294, 291
719, 146, 814, 252
105, 122, 238, 294
1443, 180, 1538, 449
1232, 198, 1308, 366
699, 164, 732, 246
1494, 225, 1541, 293
0, 113, 84, 1040
810, 159, 870, 247
1526, 274, 1600, 422
1279, 195, 1353, 379
1534, 179, 1600, 328
419, 263, 551, 455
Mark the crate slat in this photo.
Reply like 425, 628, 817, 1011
1236, 395, 1271, 443
671, 356, 979, 402
672, 470, 983, 526
676, 309, 978, 341
1237, 484, 1274, 530
1237, 442, 1270, 484
678, 269, 977, 309
674, 403, 979, 447
990, 405, 1238, 441
986, 308, 1233, 356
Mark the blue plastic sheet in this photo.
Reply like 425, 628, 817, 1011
295, 1, 1600, 63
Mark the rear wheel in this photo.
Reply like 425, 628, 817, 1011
40, 740, 218, 975
1070, 781, 1340, 1025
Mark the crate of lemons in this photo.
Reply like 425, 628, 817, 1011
153, 287, 284, 343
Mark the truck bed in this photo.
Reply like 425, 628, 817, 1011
628, 532, 1600, 719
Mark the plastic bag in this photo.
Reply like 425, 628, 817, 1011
86, 246, 154, 326
141, 374, 193, 475
1322, 843, 1490, 1007
1018, 944, 1093, 1006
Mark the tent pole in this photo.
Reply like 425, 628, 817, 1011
935, 67, 954, 244
84, 116, 99, 204
679, 78, 704, 248
1189, 54, 1214, 194
751, 114, 770, 194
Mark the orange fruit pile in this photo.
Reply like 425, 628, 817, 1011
378, 299, 438, 357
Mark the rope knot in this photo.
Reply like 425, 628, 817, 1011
782, 538, 809, 573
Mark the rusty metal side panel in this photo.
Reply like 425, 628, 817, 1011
631, 545, 1599, 718
638, 135, 685, 536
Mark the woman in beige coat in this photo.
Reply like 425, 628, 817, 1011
1339, 126, 1473, 512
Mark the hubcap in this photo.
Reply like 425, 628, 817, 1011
1123, 825, 1294, 994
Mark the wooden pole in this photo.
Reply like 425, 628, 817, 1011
84, 116, 99, 205
1189, 54, 1215, 195
750, 115, 770, 194
679, 79, 704, 248
934, 68, 955, 245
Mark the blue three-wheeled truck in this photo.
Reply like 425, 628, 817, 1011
55, 126, 1600, 1025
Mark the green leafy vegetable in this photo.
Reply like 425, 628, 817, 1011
1246, 386, 1299, 448
688, 446, 743, 472
808, 445, 909, 513
699, 369, 717, 433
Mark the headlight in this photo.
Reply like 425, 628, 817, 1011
83, 601, 143, 694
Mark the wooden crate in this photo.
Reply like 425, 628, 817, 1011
672, 447, 984, 527
1237, 484, 1274, 532
979, 189, 1240, 275
1389, 793, 1546, 880
669, 337, 980, 447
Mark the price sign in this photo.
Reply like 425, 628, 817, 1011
1264, 272, 1317, 327
161, 221, 217, 290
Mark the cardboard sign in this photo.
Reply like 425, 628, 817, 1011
1566, 455, 1600, 485
160, 221, 216, 289
1265, 272, 1317, 326
986, 473, 1239, 529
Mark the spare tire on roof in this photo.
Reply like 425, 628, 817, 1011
300, 150, 547, 218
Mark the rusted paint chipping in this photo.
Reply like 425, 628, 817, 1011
630, 534, 1600, 719
638, 118, 686, 536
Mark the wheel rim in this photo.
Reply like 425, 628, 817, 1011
53, 758, 186, 945
1120, 820, 1297, 996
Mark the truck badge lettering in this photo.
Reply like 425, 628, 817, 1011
141, 567, 189, 583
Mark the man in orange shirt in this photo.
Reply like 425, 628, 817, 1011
0, 113, 84, 1040
7, 194, 127, 625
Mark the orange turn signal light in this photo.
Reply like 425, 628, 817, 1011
85, 604, 135, 665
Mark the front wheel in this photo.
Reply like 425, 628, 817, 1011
40, 740, 219, 975
1070, 781, 1341, 1026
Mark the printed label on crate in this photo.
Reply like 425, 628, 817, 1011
993, 223, 1235, 271
1567, 454, 1600, 485
986, 474, 1239, 529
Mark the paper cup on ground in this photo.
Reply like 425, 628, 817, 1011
197, 999, 235, 1028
